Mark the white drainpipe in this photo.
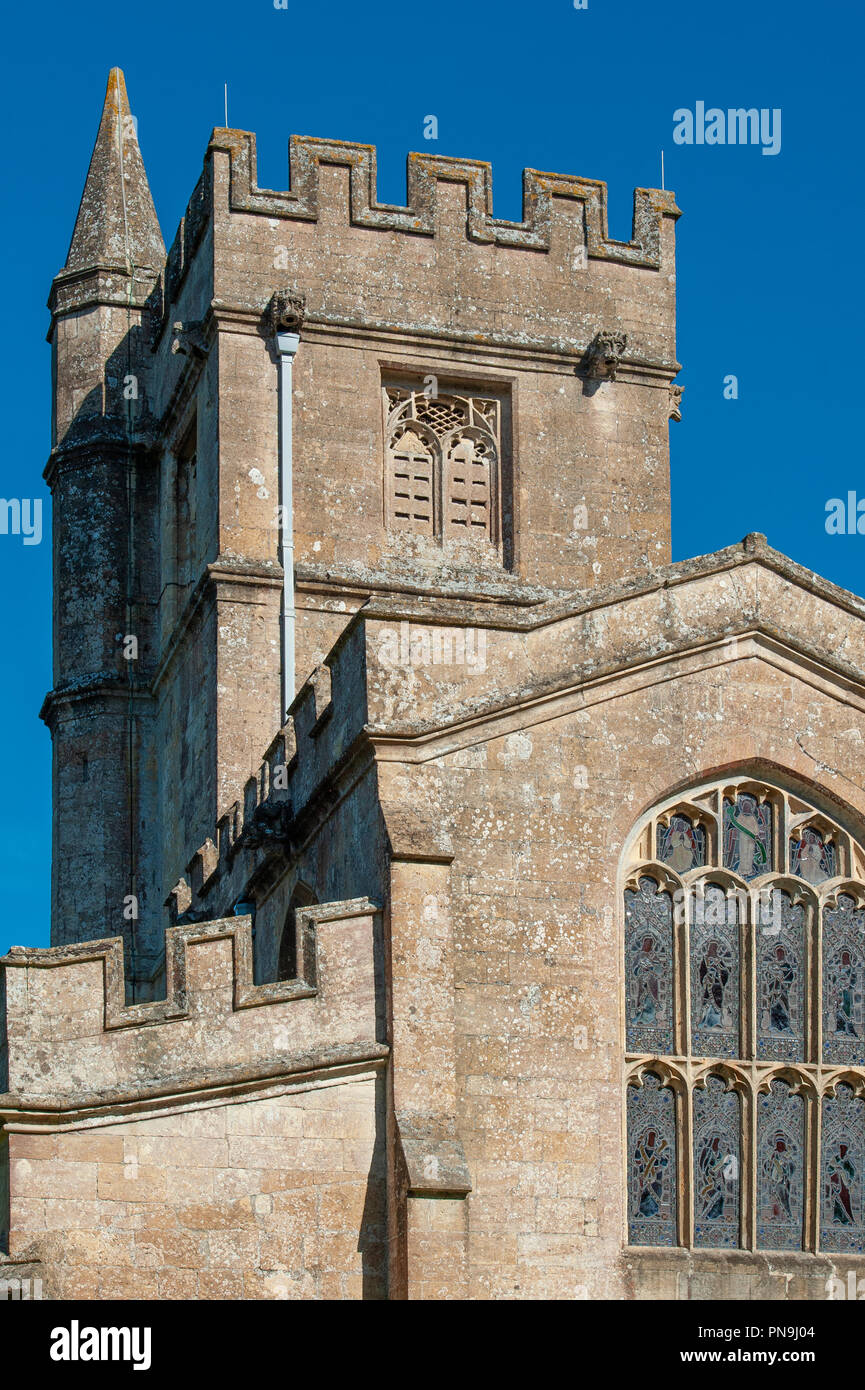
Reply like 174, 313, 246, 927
275, 327, 300, 720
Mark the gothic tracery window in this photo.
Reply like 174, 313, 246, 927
625, 776, 865, 1252
383, 385, 503, 549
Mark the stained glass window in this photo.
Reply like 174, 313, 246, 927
657, 814, 706, 874
693, 1077, 740, 1248
691, 885, 740, 1058
757, 1081, 804, 1251
626, 779, 865, 1253
625, 877, 674, 1054
628, 1074, 677, 1246
822, 896, 865, 1066
791, 827, 836, 885
821, 1085, 865, 1253
723, 794, 772, 879
757, 891, 805, 1062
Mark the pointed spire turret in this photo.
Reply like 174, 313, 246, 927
65, 67, 165, 274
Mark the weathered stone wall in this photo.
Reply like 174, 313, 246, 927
5, 1077, 385, 1301
0, 903, 388, 1299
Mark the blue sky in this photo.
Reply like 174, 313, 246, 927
0, 0, 861, 950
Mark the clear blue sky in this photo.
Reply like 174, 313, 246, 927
1, 0, 861, 951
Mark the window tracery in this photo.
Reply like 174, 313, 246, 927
383, 385, 503, 549
625, 775, 865, 1252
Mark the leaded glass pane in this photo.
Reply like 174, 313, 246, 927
757, 1080, 804, 1250
691, 884, 739, 1057
628, 1073, 677, 1246
723, 794, 772, 879
790, 827, 836, 885
625, 877, 674, 1053
657, 814, 706, 874
823, 895, 865, 1066
693, 1077, 740, 1248
757, 891, 805, 1061
821, 1085, 865, 1253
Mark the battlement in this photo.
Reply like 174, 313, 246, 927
149, 129, 681, 360
0, 900, 383, 1112
211, 130, 679, 262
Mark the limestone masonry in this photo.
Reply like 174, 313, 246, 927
1, 68, 864, 1300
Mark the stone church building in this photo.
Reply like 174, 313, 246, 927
1, 68, 864, 1300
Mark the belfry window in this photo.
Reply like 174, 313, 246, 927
624, 777, 865, 1252
383, 384, 503, 550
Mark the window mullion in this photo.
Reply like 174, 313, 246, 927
681, 1072, 694, 1249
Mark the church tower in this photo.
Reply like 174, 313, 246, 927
44, 71, 682, 998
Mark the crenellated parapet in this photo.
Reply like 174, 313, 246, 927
208, 130, 680, 267
0, 898, 383, 1114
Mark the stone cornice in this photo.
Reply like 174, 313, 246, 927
0, 1047, 388, 1127
47, 263, 159, 325
40, 674, 153, 729
297, 535, 865, 635
202, 297, 681, 380
356, 534, 865, 634
295, 560, 549, 609
43, 435, 157, 490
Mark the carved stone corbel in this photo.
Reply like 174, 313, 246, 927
669, 383, 684, 421
266, 289, 306, 337
585, 329, 627, 380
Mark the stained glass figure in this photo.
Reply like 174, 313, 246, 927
757, 891, 805, 1061
823, 896, 865, 1066
790, 826, 836, 885
628, 1073, 677, 1246
625, 877, 674, 1053
723, 794, 772, 879
757, 1080, 804, 1250
821, 1085, 865, 1253
693, 1077, 740, 1248
657, 814, 706, 875
690, 884, 739, 1058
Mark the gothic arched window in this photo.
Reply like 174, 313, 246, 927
625, 776, 865, 1253
383, 386, 502, 550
